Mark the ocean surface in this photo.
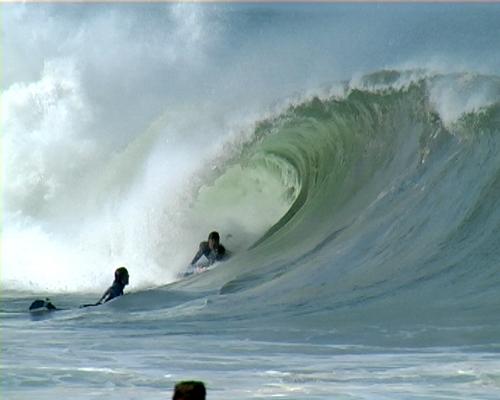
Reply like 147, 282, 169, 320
2, 3, 500, 399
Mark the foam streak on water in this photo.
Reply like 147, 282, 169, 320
3, 320, 500, 400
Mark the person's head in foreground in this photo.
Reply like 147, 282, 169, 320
172, 381, 206, 400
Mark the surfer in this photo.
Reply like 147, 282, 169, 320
29, 268, 129, 311
80, 267, 130, 308
190, 231, 226, 268
96, 266, 130, 304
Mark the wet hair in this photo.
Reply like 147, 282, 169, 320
208, 231, 220, 243
114, 267, 129, 282
172, 381, 206, 400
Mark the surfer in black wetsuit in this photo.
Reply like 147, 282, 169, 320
29, 267, 130, 311
96, 267, 130, 304
190, 231, 226, 267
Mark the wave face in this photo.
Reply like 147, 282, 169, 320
4, 71, 500, 343
2, 4, 500, 346
175, 71, 500, 344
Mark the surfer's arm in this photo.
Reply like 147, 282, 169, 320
97, 287, 111, 304
190, 242, 207, 265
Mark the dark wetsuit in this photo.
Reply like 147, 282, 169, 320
191, 241, 226, 266
100, 280, 126, 303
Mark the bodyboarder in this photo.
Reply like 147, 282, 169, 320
190, 231, 226, 268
